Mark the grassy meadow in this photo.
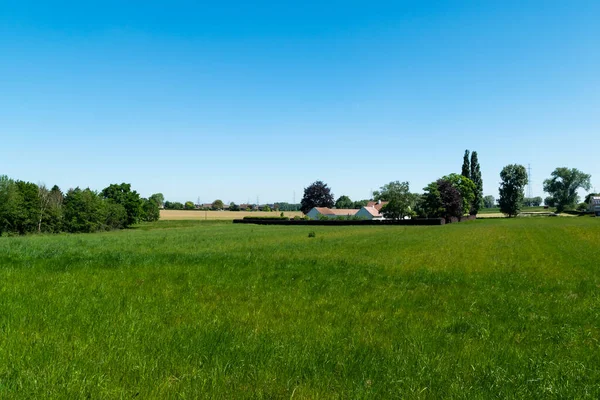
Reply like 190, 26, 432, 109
1, 217, 599, 398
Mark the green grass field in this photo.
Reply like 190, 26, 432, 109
1, 218, 599, 398
478, 206, 554, 214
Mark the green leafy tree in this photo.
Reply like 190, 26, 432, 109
543, 168, 592, 213
483, 195, 495, 208
443, 173, 476, 215
64, 188, 108, 233
462, 150, 471, 179
261, 205, 271, 212
101, 183, 142, 227
15, 180, 41, 234
374, 181, 416, 220
0, 175, 22, 235
420, 179, 463, 219
522, 197, 543, 207
212, 199, 224, 210
352, 200, 370, 209
104, 202, 128, 229
419, 182, 443, 218
469, 151, 483, 215
149, 193, 165, 208
184, 201, 196, 210
300, 180, 334, 214
335, 195, 353, 209
438, 179, 463, 220
544, 196, 555, 207
142, 198, 160, 222
499, 164, 528, 217
229, 202, 240, 211
42, 185, 64, 233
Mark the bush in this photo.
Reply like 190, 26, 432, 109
242, 216, 289, 221
308, 231, 316, 238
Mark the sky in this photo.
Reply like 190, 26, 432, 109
1, 1, 599, 204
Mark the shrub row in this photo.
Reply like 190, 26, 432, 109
234, 218, 448, 226
242, 216, 290, 221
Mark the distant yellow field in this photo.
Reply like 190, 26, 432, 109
160, 210, 304, 220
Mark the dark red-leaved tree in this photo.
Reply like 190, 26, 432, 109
437, 179, 463, 220
300, 180, 334, 214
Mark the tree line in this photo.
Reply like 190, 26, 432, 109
300, 151, 593, 219
162, 199, 301, 212
0, 176, 162, 236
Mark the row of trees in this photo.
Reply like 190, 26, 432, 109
163, 199, 301, 211
497, 165, 592, 216
299, 150, 485, 220
0, 176, 161, 236
299, 152, 593, 219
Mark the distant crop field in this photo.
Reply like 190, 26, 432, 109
1, 217, 599, 398
160, 209, 304, 220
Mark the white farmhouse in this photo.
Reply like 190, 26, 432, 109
589, 196, 600, 216
306, 207, 358, 219
355, 206, 384, 220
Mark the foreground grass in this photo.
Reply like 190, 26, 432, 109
0, 218, 599, 398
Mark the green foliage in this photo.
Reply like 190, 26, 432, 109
462, 149, 471, 179
300, 180, 334, 214
276, 202, 301, 212
335, 195, 353, 209
522, 196, 543, 207
164, 201, 185, 210
577, 202, 589, 212
544, 196, 555, 207
142, 198, 160, 222
42, 185, 64, 233
437, 179, 463, 219
470, 151, 483, 215
101, 183, 142, 227
212, 199, 224, 210
442, 173, 476, 214
352, 200, 369, 209
2, 219, 600, 397
374, 181, 415, 220
261, 205, 271, 212
14, 180, 41, 234
229, 202, 240, 211
63, 188, 107, 233
419, 179, 463, 219
483, 195, 495, 208
499, 164, 528, 217
149, 193, 165, 208
184, 201, 196, 210
0, 176, 22, 236
543, 168, 592, 213
420, 181, 444, 218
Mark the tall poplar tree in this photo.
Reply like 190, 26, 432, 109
470, 151, 483, 215
461, 150, 471, 179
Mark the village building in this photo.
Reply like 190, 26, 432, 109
306, 207, 358, 219
355, 206, 384, 220
589, 196, 600, 216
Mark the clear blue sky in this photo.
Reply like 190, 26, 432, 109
1, 1, 599, 204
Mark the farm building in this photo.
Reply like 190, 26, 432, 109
306, 207, 358, 219
589, 196, 600, 216
306, 206, 386, 220
355, 206, 384, 220
367, 200, 389, 211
